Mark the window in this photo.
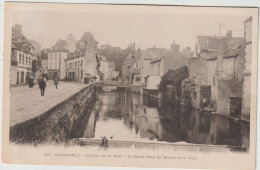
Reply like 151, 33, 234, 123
26, 56, 28, 65
213, 77, 216, 86
75, 62, 77, 68
78, 61, 80, 68
49, 62, 52, 69
19, 54, 21, 63
54, 62, 58, 69
22, 54, 24, 64
81, 60, 83, 67
29, 57, 31, 65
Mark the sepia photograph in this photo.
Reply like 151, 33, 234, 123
1, 2, 258, 169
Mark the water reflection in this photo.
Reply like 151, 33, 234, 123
82, 89, 249, 149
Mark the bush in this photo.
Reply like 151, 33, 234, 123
159, 65, 189, 104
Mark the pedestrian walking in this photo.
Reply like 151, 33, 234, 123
39, 77, 46, 96
28, 76, 34, 88
54, 76, 59, 89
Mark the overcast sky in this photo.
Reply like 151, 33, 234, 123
12, 10, 249, 50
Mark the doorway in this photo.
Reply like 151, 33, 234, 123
229, 97, 242, 119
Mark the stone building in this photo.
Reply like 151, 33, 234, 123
108, 62, 116, 81
241, 16, 252, 121
48, 39, 69, 80
122, 52, 137, 84
184, 29, 246, 119
99, 55, 110, 81
11, 24, 36, 86
146, 43, 187, 90
65, 32, 99, 83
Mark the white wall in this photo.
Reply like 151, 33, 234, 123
60, 52, 68, 79
146, 75, 161, 90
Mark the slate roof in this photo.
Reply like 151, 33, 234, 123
223, 40, 244, 58
205, 38, 244, 60
80, 32, 98, 44
51, 39, 69, 53
12, 27, 32, 46
197, 36, 220, 51
12, 27, 34, 53
206, 52, 218, 60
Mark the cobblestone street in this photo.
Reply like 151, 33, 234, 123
10, 81, 88, 127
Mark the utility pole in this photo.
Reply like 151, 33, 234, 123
219, 23, 222, 37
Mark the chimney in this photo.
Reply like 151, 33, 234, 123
219, 23, 221, 37
15, 24, 22, 33
225, 30, 232, 40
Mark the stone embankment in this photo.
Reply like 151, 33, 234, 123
10, 83, 97, 144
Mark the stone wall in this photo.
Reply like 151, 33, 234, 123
217, 80, 242, 116
9, 84, 97, 144
189, 56, 207, 85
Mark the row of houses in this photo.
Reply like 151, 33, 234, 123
181, 16, 252, 122
121, 16, 252, 122
10, 24, 40, 86
122, 41, 190, 91
99, 55, 118, 81
41, 33, 118, 83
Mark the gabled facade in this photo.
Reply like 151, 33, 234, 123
48, 39, 69, 80
11, 24, 36, 85
65, 32, 100, 83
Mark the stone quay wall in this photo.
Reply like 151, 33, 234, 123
10, 84, 97, 144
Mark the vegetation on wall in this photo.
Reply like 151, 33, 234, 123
159, 65, 189, 104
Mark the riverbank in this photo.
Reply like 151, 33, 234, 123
10, 81, 88, 127
10, 82, 97, 144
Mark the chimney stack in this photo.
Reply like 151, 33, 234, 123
15, 24, 22, 33
225, 29, 232, 40
219, 23, 221, 37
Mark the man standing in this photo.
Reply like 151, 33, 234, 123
28, 76, 34, 88
54, 76, 59, 89
39, 76, 46, 96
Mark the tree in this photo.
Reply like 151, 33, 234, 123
159, 65, 189, 105
98, 44, 135, 75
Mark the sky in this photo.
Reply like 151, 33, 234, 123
12, 10, 249, 51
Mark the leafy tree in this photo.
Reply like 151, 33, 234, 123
98, 44, 135, 75
159, 65, 189, 105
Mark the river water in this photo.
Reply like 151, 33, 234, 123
80, 89, 249, 150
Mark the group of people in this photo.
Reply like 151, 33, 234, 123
36, 75, 59, 96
